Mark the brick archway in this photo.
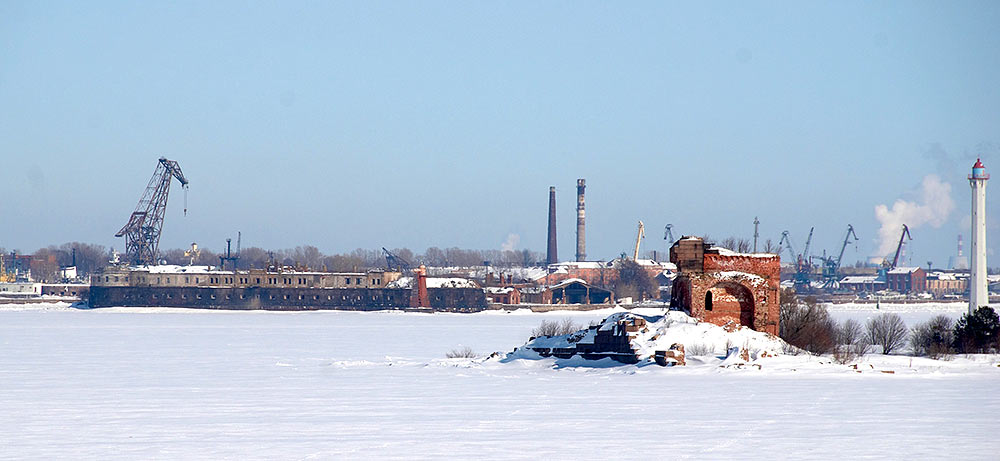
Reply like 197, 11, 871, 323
704, 281, 755, 328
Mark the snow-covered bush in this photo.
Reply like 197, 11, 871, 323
866, 313, 908, 355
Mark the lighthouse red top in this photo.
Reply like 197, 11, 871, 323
971, 158, 989, 180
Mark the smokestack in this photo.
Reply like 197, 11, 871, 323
576, 178, 586, 262
949, 234, 969, 270
546, 186, 558, 264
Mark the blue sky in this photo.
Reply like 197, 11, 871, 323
2, 1, 999, 266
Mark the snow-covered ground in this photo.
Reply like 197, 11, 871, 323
1, 302, 998, 459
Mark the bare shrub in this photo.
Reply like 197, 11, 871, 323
832, 319, 870, 364
911, 315, 954, 359
445, 346, 478, 358
532, 318, 581, 337
686, 343, 712, 356
779, 292, 836, 355
866, 313, 908, 355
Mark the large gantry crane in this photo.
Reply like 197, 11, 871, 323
115, 157, 189, 266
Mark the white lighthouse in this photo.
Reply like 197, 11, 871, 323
969, 158, 989, 314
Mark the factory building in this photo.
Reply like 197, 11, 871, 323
885, 267, 926, 293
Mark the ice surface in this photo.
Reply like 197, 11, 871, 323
0, 303, 997, 459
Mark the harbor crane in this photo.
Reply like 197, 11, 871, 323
834, 224, 859, 273
818, 224, 859, 288
633, 220, 645, 260
664, 224, 674, 245
890, 224, 912, 270
794, 227, 815, 289
115, 157, 189, 266
779, 231, 796, 265
382, 247, 411, 271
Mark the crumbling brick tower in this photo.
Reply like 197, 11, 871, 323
669, 237, 780, 335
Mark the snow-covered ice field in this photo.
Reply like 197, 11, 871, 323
1, 302, 998, 460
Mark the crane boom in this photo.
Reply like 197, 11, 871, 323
835, 224, 859, 272
802, 227, 815, 263
891, 224, 912, 269
115, 157, 189, 266
382, 247, 411, 271
633, 221, 645, 260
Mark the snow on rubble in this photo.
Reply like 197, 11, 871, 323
498, 309, 1000, 375
504, 310, 785, 368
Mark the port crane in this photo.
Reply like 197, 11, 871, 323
633, 220, 645, 260
889, 224, 912, 270
794, 227, 815, 289
778, 231, 796, 265
834, 224, 859, 273
817, 224, 859, 288
382, 247, 411, 271
115, 157, 189, 266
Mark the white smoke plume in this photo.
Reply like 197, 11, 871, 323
874, 175, 955, 257
501, 233, 520, 252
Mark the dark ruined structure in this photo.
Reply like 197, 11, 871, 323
531, 316, 649, 364
527, 314, 687, 366
669, 236, 780, 335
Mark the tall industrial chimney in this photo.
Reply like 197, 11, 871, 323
950, 234, 969, 270
576, 179, 586, 262
546, 186, 558, 265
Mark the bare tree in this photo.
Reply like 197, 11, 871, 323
762, 239, 777, 254
779, 289, 836, 355
832, 319, 869, 363
866, 313, 908, 355
613, 259, 657, 301
735, 238, 752, 253
719, 237, 737, 251
911, 315, 954, 358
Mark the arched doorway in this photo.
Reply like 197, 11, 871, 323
704, 282, 755, 330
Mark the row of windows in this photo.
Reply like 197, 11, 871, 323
142, 293, 401, 302
105, 274, 381, 287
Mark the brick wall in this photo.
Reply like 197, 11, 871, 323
669, 237, 780, 335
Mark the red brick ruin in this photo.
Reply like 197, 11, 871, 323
669, 237, 780, 335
